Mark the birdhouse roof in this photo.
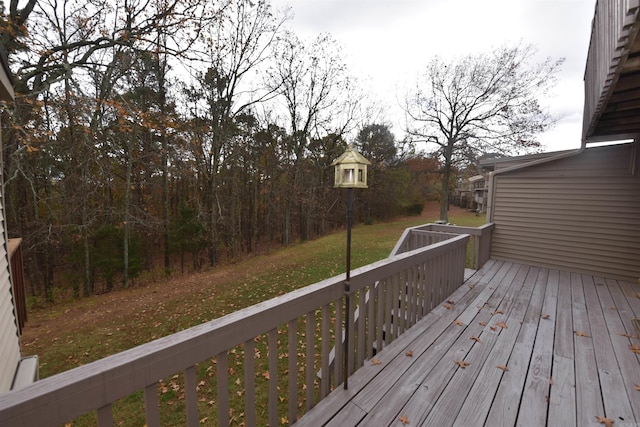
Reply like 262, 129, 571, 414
331, 146, 371, 166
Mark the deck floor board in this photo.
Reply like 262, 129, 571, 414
294, 261, 640, 427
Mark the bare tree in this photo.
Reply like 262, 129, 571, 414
268, 31, 354, 242
185, 0, 289, 267
403, 43, 563, 222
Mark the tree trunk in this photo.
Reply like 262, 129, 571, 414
123, 137, 132, 288
439, 142, 454, 223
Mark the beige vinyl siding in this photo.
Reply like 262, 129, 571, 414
490, 143, 640, 282
0, 186, 20, 392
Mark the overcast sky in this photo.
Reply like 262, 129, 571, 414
269, 0, 597, 153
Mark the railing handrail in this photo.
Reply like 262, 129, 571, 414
0, 234, 470, 427
391, 223, 495, 270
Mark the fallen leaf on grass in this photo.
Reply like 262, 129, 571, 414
371, 358, 382, 365
455, 360, 470, 368
596, 415, 614, 427
405, 350, 413, 357
574, 331, 590, 338
471, 336, 481, 343
496, 365, 509, 372
496, 321, 508, 329
454, 319, 464, 326
399, 415, 410, 425
262, 371, 270, 380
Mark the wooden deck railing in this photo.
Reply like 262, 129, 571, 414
392, 223, 494, 269
0, 230, 471, 427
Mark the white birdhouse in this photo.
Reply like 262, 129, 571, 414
331, 145, 371, 189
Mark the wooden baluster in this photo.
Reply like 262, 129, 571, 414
144, 383, 161, 427
391, 273, 399, 341
384, 276, 392, 345
305, 311, 314, 410
398, 270, 406, 335
216, 351, 229, 427
376, 280, 384, 353
244, 339, 256, 427
97, 403, 113, 427
366, 284, 375, 360
184, 365, 198, 427
334, 299, 343, 385
268, 329, 278, 427
287, 320, 298, 423
357, 290, 366, 367
320, 304, 330, 398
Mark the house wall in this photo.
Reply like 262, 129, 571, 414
489, 142, 640, 282
0, 65, 20, 391
0, 203, 20, 391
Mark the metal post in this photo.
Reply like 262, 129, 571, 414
344, 187, 353, 389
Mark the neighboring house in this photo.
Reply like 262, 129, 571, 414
0, 51, 37, 394
468, 174, 487, 214
453, 174, 486, 213
453, 174, 488, 214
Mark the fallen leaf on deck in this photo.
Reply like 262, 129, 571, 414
496, 365, 509, 372
405, 350, 413, 357
444, 303, 453, 310
454, 319, 463, 326
468, 284, 475, 289
635, 384, 640, 391
455, 360, 470, 368
479, 321, 487, 326
540, 313, 550, 320
490, 326, 498, 331
596, 416, 614, 427
618, 332, 638, 339
371, 358, 382, 365
447, 300, 455, 305
549, 376, 553, 385
492, 310, 504, 315
629, 344, 640, 354
574, 331, 590, 337
496, 321, 508, 329
398, 415, 410, 425
471, 336, 481, 343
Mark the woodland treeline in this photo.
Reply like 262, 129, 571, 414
0, 0, 442, 301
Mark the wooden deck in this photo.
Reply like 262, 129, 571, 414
295, 260, 640, 426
